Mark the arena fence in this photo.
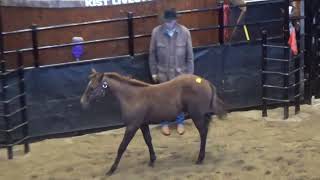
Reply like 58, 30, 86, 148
0, 0, 312, 159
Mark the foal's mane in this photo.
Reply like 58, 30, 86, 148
104, 72, 151, 87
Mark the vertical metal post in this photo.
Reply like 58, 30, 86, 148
219, 2, 226, 90
0, 6, 5, 72
283, 0, 290, 119
316, 2, 320, 99
218, 2, 224, 45
283, 49, 290, 120
31, 24, 39, 68
316, 30, 320, 98
17, 51, 29, 154
0, 7, 13, 158
283, 0, 290, 43
1, 60, 12, 159
303, 0, 312, 104
261, 30, 268, 117
127, 12, 135, 57
300, 0, 305, 102
294, 56, 301, 114
294, 0, 305, 114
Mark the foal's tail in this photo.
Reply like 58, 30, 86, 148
208, 81, 227, 119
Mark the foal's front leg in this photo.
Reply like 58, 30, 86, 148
106, 126, 138, 176
140, 125, 156, 167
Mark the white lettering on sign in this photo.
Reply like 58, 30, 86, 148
85, 0, 152, 7
112, 0, 121, 5
85, 0, 94, 6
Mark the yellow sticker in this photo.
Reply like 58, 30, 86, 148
196, 77, 202, 83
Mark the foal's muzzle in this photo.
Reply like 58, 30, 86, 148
80, 96, 90, 110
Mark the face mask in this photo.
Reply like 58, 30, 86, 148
165, 20, 177, 30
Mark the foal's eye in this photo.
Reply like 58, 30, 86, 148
102, 82, 108, 89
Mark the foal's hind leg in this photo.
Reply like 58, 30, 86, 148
106, 126, 138, 176
140, 125, 157, 167
191, 113, 210, 164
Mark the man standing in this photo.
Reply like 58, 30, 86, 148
149, 8, 194, 136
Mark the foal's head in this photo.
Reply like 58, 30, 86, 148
81, 69, 150, 109
80, 68, 109, 109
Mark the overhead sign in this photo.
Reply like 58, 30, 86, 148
84, 0, 152, 7
1, 0, 153, 8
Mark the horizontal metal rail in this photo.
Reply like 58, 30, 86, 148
289, 66, 304, 75
178, 7, 221, 14
25, 54, 131, 70
262, 97, 290, 103
2, 17, 129, 35
262, 94, 301, 103
224, 18, 283, 29
294, 94, 301, 99
132, 14, 157, 20
263, 84, 289, 89
263, 79, 307, 89
0, 93, 26, 104
4, 36, 129, 54
0, 69, 19, 77
262, 66, 305, 76
0, 107, 26, 118
264, 57, 289, 62
263, 44, 289, 49
189, 25, 220, 32
0, 122, 28, 133
226, 0, 285, 9
223, 16, 303, 30
3, 80, 23, 89
133, 34, 151, 39
262, 70, 288, 76
0, 136, 29, 148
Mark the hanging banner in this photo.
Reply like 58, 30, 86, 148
84, 0, 152, 7
0, 0, 153, 8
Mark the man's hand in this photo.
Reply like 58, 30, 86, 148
152, 74, 159, 83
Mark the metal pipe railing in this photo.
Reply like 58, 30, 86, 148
0, 0, 299, 68
1, 0, 301, 36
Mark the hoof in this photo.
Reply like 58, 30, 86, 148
105, 168, 116, 176
148, 161, 155, 167
196, 160, 204, 165
105, 171, 114, 176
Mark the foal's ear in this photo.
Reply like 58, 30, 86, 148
89, 73, 95, 79
98, 73, 105, 82
89, 68, 98, 79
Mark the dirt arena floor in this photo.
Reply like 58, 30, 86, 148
1, 103, 320, 180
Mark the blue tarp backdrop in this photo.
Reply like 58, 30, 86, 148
20, 42, 287, 138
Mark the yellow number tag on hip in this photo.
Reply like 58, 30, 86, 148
196, 78, 202, 84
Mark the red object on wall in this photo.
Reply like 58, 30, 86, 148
288, 25, 298, 56
223, 3, 230, 40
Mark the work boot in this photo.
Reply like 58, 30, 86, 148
161, 124, 170, 136
177, 124, 185, 135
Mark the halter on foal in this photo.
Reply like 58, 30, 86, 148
80, 69, 226, 175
